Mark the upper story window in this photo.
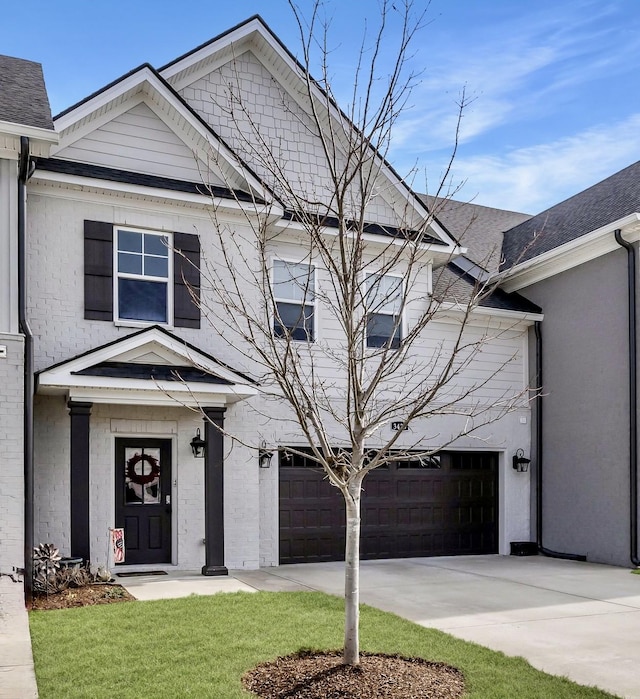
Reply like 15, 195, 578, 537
365, 273, 403, 349
115, 228, 172, 324
273, 260, 315, 342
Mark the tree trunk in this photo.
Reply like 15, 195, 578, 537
343, 484, 361, 665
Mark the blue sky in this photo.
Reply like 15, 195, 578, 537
3, 0, 639, 213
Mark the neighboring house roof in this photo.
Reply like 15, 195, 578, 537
433, 261, 542, 315
0, 54, 54, 130
501, 160, 640, 269
421, 195, 531, 273
419, 195, 538, 315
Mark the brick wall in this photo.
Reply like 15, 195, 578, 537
0, 333, 24, 572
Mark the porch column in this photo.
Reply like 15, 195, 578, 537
68, 400, 92, 562
202, 406, 227, 576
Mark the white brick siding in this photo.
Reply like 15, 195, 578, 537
34, 398, 262, 570
0, 334, 25, 572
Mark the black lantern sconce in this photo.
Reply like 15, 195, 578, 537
512, 448, 530, 473
259, 441, 274, 469
190, 428, 206, 458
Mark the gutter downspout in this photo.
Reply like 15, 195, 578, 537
534, 321, 587, 561
614, 229, 639, 567
18, 136, 35, 595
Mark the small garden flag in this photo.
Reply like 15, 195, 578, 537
111, 528, 125, 563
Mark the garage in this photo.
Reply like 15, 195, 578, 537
279, 450, 498, 564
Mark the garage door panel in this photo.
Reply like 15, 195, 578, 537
279, 451, 498, 563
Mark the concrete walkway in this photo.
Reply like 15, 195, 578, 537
0, 577, 37, 699
4, 556, 639, 698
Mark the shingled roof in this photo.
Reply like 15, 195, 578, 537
0, 54, 54, 130
418, 195, 538, 314
421, 195, 531, 273
501, 160, 640, 269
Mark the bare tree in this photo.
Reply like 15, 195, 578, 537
190, 0, 531, 666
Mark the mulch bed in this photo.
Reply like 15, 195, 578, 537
28, 584, 135, 610
243, 650, 466, 698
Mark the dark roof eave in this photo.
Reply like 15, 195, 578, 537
282, 209, 446, 245
72, 362, 233, 385
34, 158, 264, 204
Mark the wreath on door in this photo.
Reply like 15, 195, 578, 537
126, 452, 160, 485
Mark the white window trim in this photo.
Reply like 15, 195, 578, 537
113, 226, 174, 327
364, 270, 405, 348
271, 256, 318, 343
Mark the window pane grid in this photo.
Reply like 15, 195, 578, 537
116, 228, 171, 323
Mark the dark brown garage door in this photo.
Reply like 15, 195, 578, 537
279, 451, 498, 564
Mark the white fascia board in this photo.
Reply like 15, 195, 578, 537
471, 305, 544, 323
41, 376, 257, 403
500, 213, 640, 292
54, 68, 156, 132
435, 301, 543, 325
273, 217, 462, 257
160, 19, 263, 82
64, 386, 239, 408
30, 169, 270, 214
0, 119, 58, 145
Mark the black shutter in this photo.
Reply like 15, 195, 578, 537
84, 221, 113, 321
173, 232, 201, 328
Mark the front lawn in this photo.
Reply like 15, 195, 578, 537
30, 591, 618, 698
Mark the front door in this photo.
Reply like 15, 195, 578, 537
115, 438, 172, 565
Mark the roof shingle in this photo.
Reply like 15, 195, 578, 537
0, 54, 53, 130
501, 160, 640, 269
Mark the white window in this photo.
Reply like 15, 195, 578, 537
273, 260, 315, 342
115, 228, 172, 324
365, 273, 403, 348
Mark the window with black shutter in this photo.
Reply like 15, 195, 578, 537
84, 221, 200, 328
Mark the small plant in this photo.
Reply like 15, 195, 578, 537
32, 543, 98, 594
103, 585, 127, 600
32, 543, 62, 594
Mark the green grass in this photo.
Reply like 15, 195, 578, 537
30, 591, 618, 698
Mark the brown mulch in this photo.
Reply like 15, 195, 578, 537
27, 583, 136, 610
243, 650, 466, 699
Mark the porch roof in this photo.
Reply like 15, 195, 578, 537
36, 326, 258, 407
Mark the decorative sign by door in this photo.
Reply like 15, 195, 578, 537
111, 527, 125, 563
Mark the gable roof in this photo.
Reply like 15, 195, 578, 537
0, 55, 53, 130
36, 325, 258, 407
51, 63, 275, 206
159, 15, 459, 253
502, 160, 640, 270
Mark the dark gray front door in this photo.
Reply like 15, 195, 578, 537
115, 438, 172, 565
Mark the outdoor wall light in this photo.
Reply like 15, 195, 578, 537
512, 449, 531, 472
190, 428, 206, 458
259, 441, 274, 469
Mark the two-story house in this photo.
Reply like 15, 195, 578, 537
1, 16, 539, 579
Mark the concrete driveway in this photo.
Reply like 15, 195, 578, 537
234, 556, 640, 699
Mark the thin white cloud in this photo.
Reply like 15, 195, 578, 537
450, 114, 640, 212
392, 0, 639, 152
